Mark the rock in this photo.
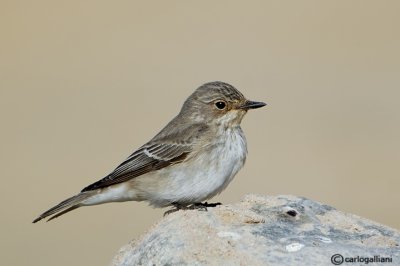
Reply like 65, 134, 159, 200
111, 195, 400, 266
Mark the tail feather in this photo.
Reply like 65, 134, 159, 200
33, 192, 95, 223
46, 205, 80, 222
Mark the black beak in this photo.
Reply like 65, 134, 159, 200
239, 100, 267, 110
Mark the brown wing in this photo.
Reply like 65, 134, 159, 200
81, 142, 191, 192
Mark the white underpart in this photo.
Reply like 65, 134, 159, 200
147, 126, 247, 206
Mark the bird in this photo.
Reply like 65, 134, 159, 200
33, 81, 266, 223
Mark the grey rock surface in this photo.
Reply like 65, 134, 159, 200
112, 195, 400, 266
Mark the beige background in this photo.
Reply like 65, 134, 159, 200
1, 1, 399, 265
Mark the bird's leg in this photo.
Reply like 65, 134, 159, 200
190, 202, 222, 211
163, 202, 222, 216
163, 202, 189, 216
197, 202, 222, 208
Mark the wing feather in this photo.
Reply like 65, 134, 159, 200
81, 143, 191, 192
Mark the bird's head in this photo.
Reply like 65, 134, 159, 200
180, 81, 266, 128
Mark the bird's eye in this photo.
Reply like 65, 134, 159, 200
215, 101, 226, 110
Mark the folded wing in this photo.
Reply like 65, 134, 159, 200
81, 142, 191, 192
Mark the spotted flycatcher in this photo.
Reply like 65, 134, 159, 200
33, 81, 266, 222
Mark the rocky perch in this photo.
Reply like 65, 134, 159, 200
112, 195, 399, 266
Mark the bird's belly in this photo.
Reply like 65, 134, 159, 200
142, 130, 247, 207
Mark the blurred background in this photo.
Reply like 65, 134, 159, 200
1, 1, 399, 265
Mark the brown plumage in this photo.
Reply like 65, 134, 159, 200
33, 81, 266, 222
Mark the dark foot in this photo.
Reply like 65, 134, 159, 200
195, 202, 222, 208
163, 202, 222, 216
163, 208, 179, 216
163, 202, 188, 216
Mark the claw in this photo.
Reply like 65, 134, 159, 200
163, 202, 222, 216
202, 202, 222, 207
163, 208, 179, 216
